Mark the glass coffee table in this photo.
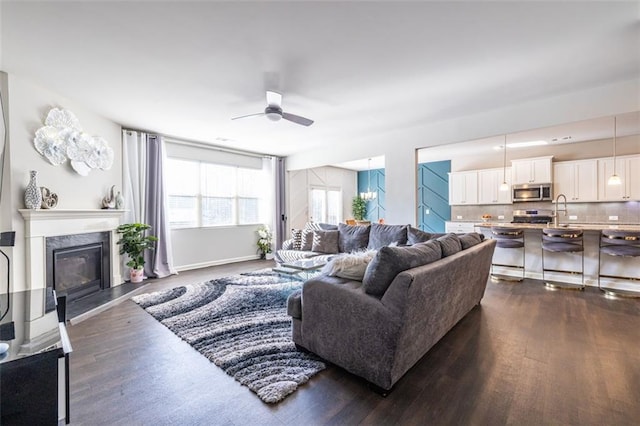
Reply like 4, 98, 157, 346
273, 257, 329, 280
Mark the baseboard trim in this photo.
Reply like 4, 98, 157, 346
175, 255, 262, 272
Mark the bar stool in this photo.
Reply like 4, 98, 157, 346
490, 226, 525, 282
541, 228, 584, 290
598, 230, 640, 298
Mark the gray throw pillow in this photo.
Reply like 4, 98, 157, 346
407, 226, 432, 244
338, 223, 370, 253
367, 223, 408, 249
459, 232, 483, 250
300, 229, 314, 251
437, 233, 462, 257
363, 240, 442, 297
312, 230, 339, 254
291, 229, 303, 250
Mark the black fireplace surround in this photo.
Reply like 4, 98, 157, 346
46, 232, 111, 302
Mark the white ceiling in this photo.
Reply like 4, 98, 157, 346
2, 1, 639, 159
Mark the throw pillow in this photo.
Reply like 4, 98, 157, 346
437, 233, 462, 257
459, 232, 483, 250
367, 223, 408, 250
363, 240, 442, 297
321, 249, 377, 281
291, 229, 303, 251
312, 230, 340, 254
407, 226, 432, 245
338, 223, 371, 253
300, 229, 314, 251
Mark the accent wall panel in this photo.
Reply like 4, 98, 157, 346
418, 161, 451, 232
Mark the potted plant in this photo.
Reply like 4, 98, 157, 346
116, 223, 158, 283
256, 225, 273, 260
352, 196, 369, 225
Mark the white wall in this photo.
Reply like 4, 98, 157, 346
3, 74, 122, 292
286, 78, 640, 226
171, 225, 261, 271
286, 166, 356, 232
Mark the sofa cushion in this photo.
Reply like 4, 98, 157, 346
321, 249, 377, 281
437, 233, 462, 257
312, 230, 340, 254
363, 240, 442, 297
459, 232, 483, 250
368, 223, 408, 249
291, 229, 303, 250
407, 226, 432, 245
338, 223, 370, 253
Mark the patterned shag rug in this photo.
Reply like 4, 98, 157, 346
131, 270, 325, 403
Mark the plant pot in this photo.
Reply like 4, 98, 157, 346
130, 267, 145, 283
355, 220, 371, 226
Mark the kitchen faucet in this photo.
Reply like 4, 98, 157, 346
554, 194, 567, 226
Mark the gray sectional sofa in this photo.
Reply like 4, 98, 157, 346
286, 232, 496, 392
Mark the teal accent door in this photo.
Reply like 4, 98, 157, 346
357, 168, 385, 222
417, 161, 451, 232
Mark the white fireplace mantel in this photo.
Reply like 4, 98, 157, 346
19, 209, 125, 290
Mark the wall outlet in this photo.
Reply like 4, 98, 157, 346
609, 215, 618, 221
498, 215, 505, 220
456, 215, 462, 220
425, 208, 430, 215
569, 215, 578, 220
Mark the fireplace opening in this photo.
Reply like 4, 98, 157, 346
46, 232, 111, 302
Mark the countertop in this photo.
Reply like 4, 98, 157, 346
473, 222, 640, 231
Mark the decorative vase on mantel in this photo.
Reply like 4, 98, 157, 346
24, 170, 43, 210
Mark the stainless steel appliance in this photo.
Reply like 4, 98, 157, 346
512, 209, 553, 224
512, 183, 553, 202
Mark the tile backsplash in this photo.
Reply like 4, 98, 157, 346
452, 201, 640, 224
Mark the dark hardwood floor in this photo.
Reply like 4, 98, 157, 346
66, 261, 640, 425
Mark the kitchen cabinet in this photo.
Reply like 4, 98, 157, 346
445, 221, 477, 233
511, 156, 553, 184
553, 160, 597, 202
598, 154, 640, 201
449, 171, 478, 205
478, 167, 512, 204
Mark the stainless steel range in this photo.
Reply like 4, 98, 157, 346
511, 209, 553, 224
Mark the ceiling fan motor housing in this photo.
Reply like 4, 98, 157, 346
264, 106, 283, 121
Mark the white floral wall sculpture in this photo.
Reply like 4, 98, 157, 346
34, 108, 114, 176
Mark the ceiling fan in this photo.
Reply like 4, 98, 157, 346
232, 91, 314, 126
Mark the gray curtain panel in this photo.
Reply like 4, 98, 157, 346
144, 135, 177, 278
275, 156, 287, 250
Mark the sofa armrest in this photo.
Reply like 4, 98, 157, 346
281, 238, 294, 250
299, 276, 403, 389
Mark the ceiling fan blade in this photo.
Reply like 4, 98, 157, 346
266, 91, 282, 108
282, 112, 314, 126
231, 112, 265, 120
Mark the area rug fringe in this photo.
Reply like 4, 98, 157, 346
131, 270, 325, 403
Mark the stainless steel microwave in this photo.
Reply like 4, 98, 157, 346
512, 183, 553, 202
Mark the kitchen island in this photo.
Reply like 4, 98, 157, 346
473, 222, 640, 292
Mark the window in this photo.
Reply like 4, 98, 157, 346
166, 158, 267, 228
310, 187, 342, 224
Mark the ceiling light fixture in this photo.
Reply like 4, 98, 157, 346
494, 140, 548, 150
608, 116, 622, 186
499, 136, 509, 192
360, 158, 377, 201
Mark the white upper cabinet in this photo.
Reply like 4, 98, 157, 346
553, 160, 598, 202
478, 167, 512, 204
511, 156, 553, 184
449, 171, 478, 205
598, 154, 640, 201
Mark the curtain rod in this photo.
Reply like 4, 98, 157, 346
122, 127, 273, 159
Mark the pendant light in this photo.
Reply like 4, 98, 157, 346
360, 158, 377, 201
499, 135, 509, 191
607, 116, 622, 186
